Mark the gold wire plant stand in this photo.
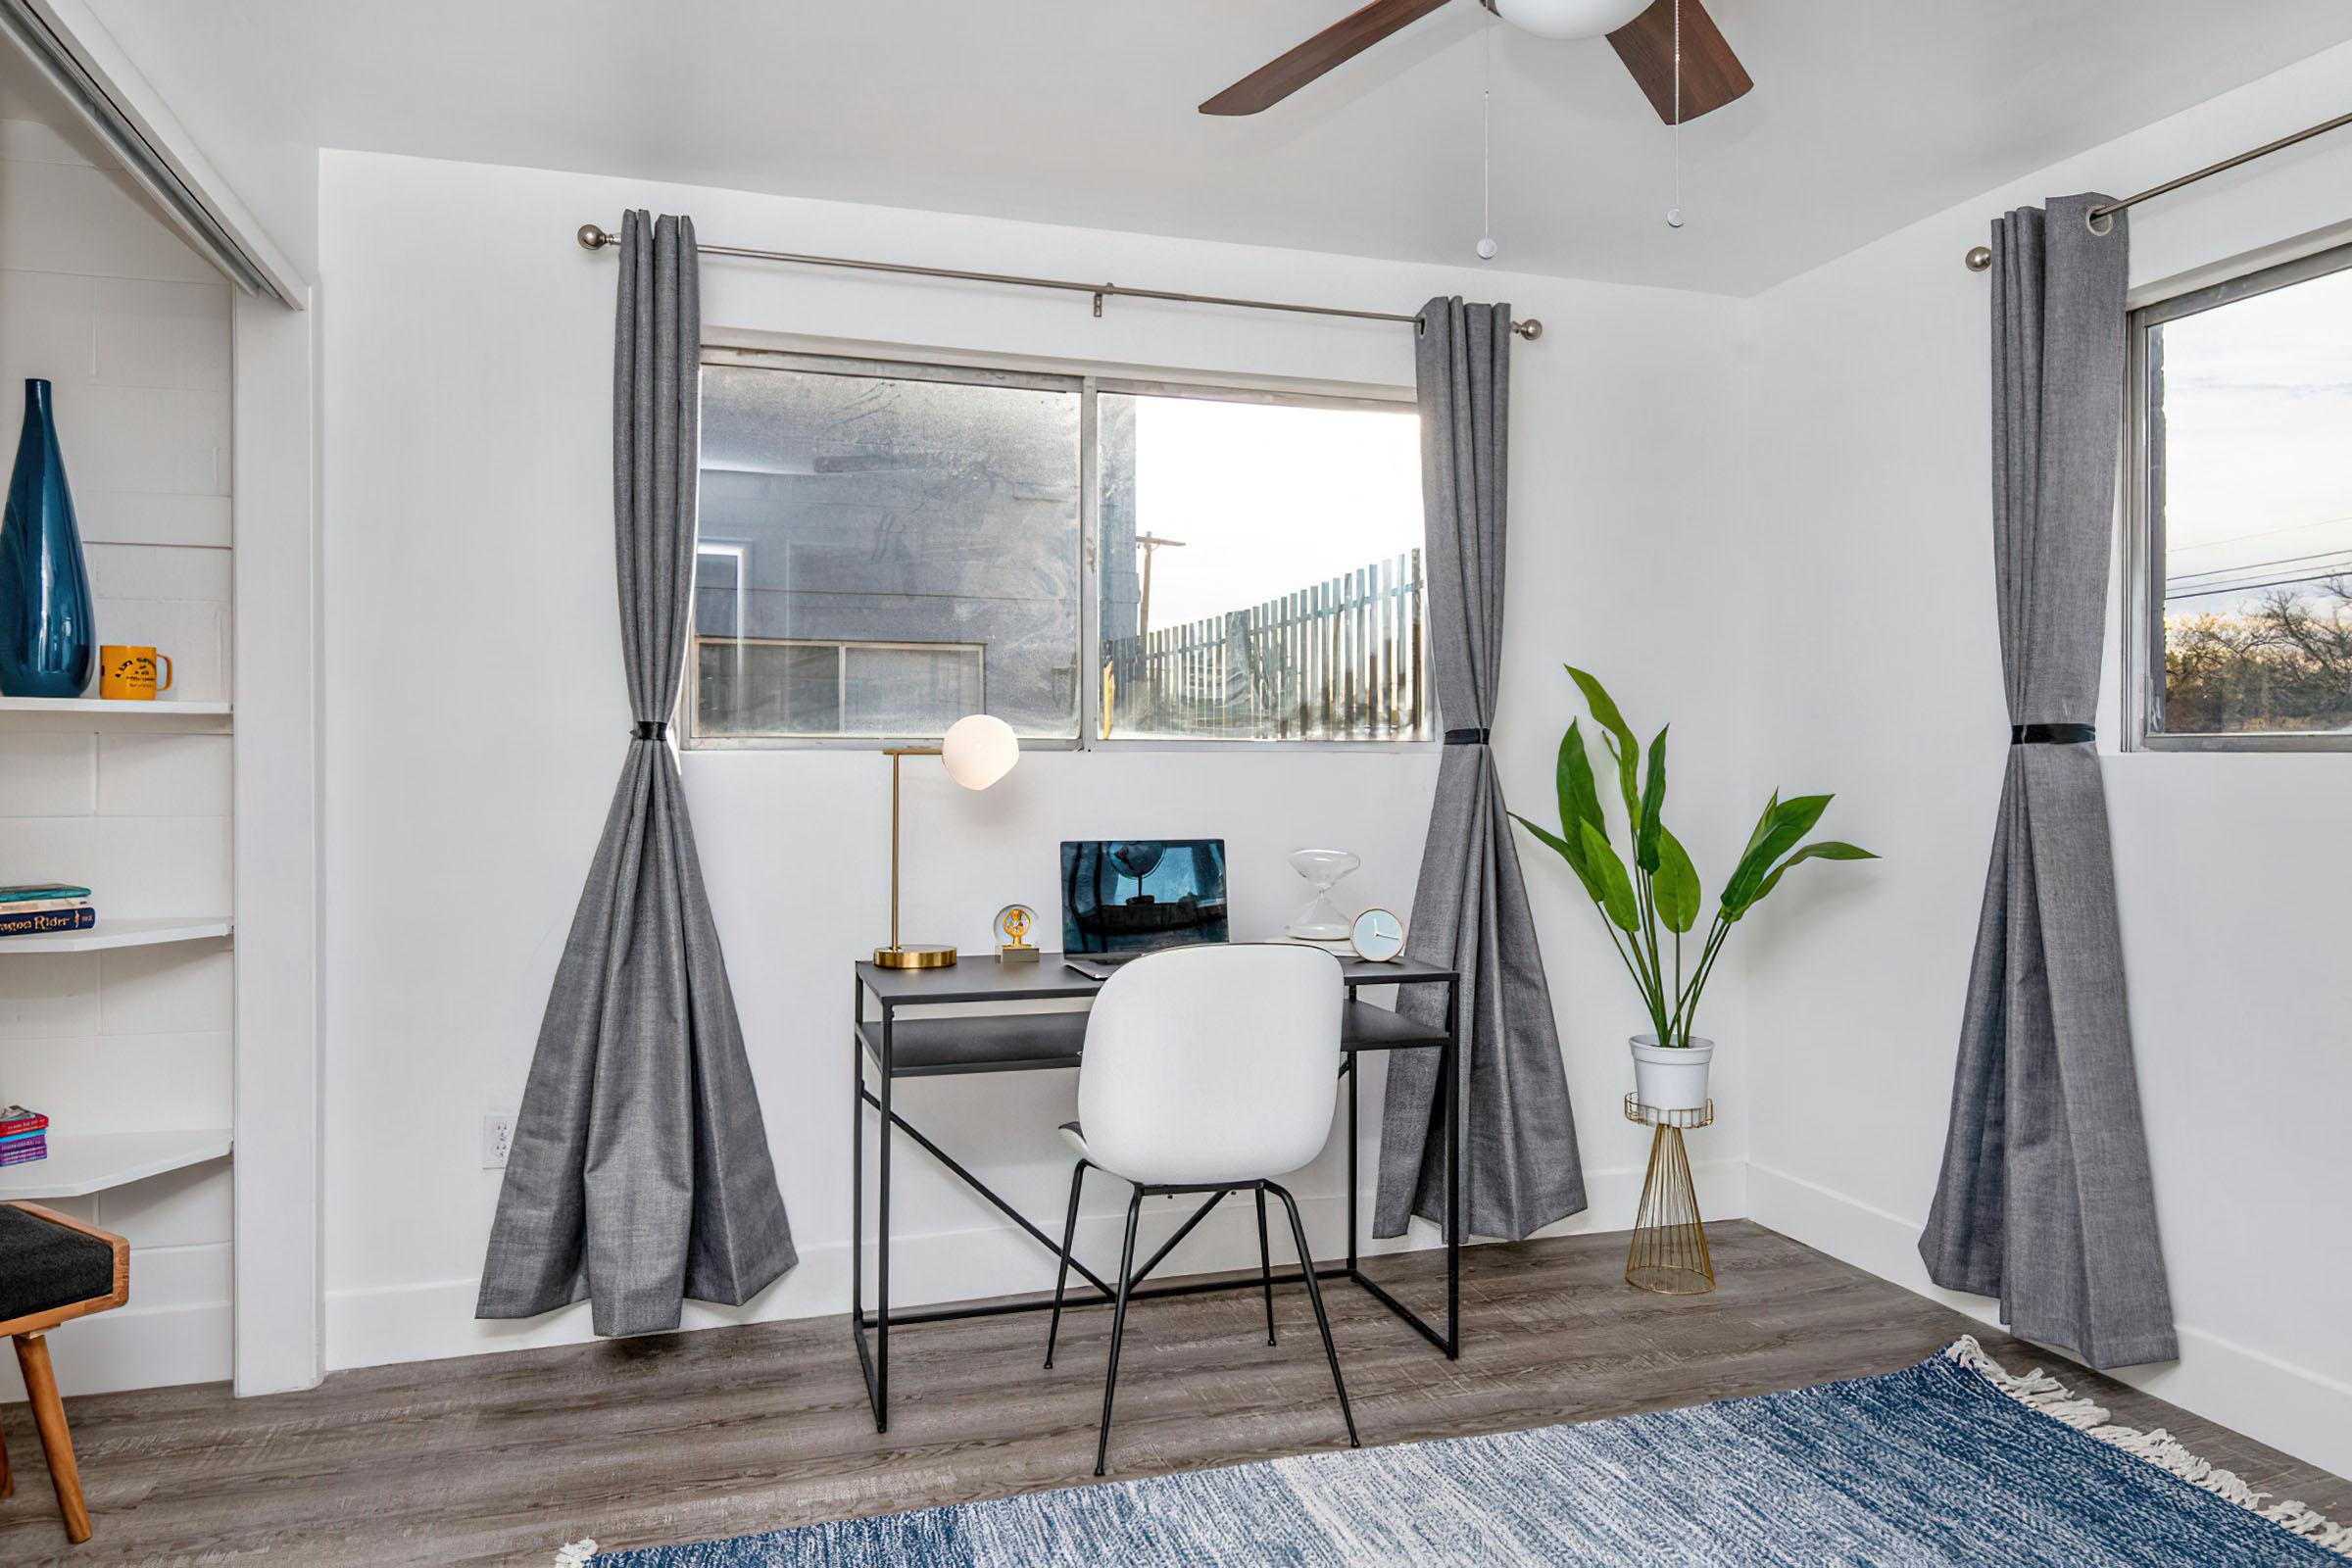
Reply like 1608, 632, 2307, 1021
1623, 1094, 1715, 1297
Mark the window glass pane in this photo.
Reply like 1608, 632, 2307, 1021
696, 640, 839, 736
2152, 258, 2352, 736
692, 362, 1081, 741
843, 644, 985, 734
1099, 392, 1428, 740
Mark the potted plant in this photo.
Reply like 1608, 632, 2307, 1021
1511, 666, 1876, 1110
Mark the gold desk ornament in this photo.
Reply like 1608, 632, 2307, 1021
994, 904, 1041, 963
872, 716, 1022, 971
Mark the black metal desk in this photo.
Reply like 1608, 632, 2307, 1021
852, 953, 1460, 1433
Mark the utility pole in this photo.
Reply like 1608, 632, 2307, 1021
1136, 531, 1187, 639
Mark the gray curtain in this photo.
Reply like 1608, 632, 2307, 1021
1918, 196, 2176, 1370
478, 211, 798, 1338
1376, 297, 1586, 1242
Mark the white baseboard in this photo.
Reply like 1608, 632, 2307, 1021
0, 1242, 232, 1401
327, 1157, 1745, 1374
1, 1156, 1745, 1398
1, 1298, 231, 1402
1747, 1159, 2352, 1483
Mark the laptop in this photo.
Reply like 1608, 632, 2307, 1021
1060, 840, 1229, 978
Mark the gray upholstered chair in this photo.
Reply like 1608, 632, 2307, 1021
0, 1200, 128, 1544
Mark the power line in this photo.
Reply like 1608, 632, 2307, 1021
2168, 548, 2352, 584
2166, 570, 2352, 602
2165, 511, 2352, 555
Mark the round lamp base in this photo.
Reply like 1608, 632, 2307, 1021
874, 944, 958, 970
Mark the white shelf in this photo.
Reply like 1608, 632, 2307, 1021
0, 697, 231, 716
0, 1129, 231, 1200
0, 916, 232, 954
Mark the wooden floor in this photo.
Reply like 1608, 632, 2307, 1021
1, 1220, 2342, 1565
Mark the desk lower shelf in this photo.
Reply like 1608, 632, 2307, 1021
858, 1000, 1446, 1077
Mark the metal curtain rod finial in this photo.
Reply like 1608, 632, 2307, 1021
576, 219, 1544, 340
1960, 106, 2352, 270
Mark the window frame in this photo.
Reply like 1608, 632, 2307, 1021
690, 338, 1430, 754
2124, 238, 2352, 753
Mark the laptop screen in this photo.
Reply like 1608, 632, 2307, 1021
1060, 840, 1230, 956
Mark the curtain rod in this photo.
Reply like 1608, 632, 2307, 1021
1963, 108, 2352, 271
574, 221, 1544, 341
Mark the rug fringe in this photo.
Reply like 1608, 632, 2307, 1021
554, 1539, 598, 1567
1944, 1337, 2351, 1557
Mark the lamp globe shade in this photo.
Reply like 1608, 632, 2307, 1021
1491, 0, 1648, 39
941, 713, 1020, 790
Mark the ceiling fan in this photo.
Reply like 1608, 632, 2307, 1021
1200, 0, 1751, 123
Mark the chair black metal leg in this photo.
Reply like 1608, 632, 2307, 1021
1095, 1188, 1144, 1477
1254, 1185, 1277, 1346
1045, 1159, 1088, 1369
1270, 1181, 1358, 1448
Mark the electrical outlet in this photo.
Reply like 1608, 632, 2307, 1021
482, 1113, 514, 1169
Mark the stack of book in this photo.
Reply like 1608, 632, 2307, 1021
0, 1105, 49, 1167
0, 883, 95, 938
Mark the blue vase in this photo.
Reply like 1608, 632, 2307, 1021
0, 379, 94, 698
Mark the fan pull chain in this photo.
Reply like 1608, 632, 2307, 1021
1666, 0, 1686, 228
1477, 24, 1498, 260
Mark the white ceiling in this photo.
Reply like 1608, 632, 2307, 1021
212, 1, 2352, 293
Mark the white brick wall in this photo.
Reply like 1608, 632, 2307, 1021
0, 114, 233, 1393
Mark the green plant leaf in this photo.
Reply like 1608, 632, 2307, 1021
1558, 722, 1606, 843
1721, 794, 1835, 919
1653, 827, 1701, 933
1749, 840, 1878, 906
1637, 724, 1668, 873
1510, 810, 1602, 904
1565, 664, 1642, 822
1739, 791, 1782, 862
1579, 818, 1641, 932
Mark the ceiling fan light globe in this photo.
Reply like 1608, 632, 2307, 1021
1491, 0, 1650, 40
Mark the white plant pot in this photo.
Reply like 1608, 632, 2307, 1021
1631, 1035, 1714, 1111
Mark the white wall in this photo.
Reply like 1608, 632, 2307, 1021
0, 112, 235, 1397
314, 148, 1751, 1371
80, 0, 320, 282
1740, 39, 2352, 1477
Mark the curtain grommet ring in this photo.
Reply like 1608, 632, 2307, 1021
2085, 207, 2116, 237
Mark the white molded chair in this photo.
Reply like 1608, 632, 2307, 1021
1043, 943, 1358, 1475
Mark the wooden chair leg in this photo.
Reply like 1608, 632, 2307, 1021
1, 1397, 14, 1498
14, 1333, 90, 1544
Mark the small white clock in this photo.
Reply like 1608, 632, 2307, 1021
1349, 907, 1406, 963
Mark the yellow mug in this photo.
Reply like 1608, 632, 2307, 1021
99, 646, 173, 701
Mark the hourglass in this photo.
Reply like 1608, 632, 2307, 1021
1285, 849, 1361, 942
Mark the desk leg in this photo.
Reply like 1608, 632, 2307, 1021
1445, 978, 1461, 1358
851, 983, 863, 1336
1346, 1056, 1359, 1273
875, 1004, 894, 1431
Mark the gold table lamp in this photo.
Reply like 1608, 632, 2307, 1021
875, 713, 1020, 969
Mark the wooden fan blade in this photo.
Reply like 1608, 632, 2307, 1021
1200, 0, 1455, 116
1607, 0, 1752, 123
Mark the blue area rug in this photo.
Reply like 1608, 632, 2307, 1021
563, 1340, 2348, 1565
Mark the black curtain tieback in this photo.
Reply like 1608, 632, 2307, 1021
634, 720, 668, 741
1445, 728, 1491, 746
2011, 722, 2093, 745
